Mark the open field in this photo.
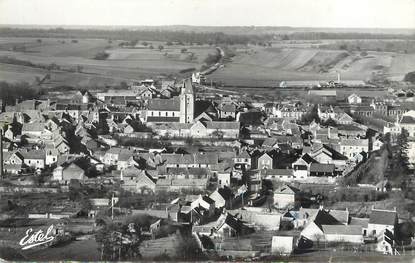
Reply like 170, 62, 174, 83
23, 239, 101, 261
209, 41, 415, 87
0, 37, 216, 86
0, 36, 414, 88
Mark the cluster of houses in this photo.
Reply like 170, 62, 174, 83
1, 78, 414, 258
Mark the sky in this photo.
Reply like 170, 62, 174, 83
0, 0, 414, 28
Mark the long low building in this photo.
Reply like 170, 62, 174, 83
150, 120, 240, 139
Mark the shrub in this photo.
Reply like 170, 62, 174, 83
94, 51, 109, 60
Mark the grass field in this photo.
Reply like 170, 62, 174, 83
209, 43, 415, 87
0, 37, 414, 88
23, 239, 101, 261
0, 37, 216, 86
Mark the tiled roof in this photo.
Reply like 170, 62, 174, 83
349, 217, 369, 228
301, 153, 317, 164
401, 116, 415, 124
220, 104, 236, 112
147, 116, 180, 123
20, 149, 46, 160
22, 122, 44, 132
147, 98, 180, 111
205, 121, 240, 130
310, 163, 335, 173
369, 209, 397, 225
340, 139, 369, 147
262, 169, 293, 176
322, 225, 362, 235
160, 153, 218, 165
275, 184, 299, 195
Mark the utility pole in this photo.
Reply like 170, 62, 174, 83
111, 193, 115, 221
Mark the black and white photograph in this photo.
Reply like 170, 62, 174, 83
0, 0, 415, 262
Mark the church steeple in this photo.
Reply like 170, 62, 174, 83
179, 78, 195, 124
182, 78, 194, 95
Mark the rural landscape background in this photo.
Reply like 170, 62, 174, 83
0, 26, 414, 91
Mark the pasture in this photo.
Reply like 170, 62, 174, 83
209, 41, 415, 87
0, 36, 414, 88
0, 37, 216, 86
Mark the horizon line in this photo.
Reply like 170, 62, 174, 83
0, 24, 414, 31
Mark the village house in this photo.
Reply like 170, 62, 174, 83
20, 149, 46, 170
261, 169, 295, 181
292, 153, 317, 179
53, 162, 86, 184
192, 212, 253, 238
271, 236, 294, 256
273, 184, 300, 209
339, 138, 369, 159
255, 152, 273, 170
189, 120, 240, 138
191, 195, 216, 217
218, 103, 237, 119
233, 149, 252, 169
367, 207, 398, 237
209, 187, 234, 209
347, 93, 362, 104
120, 166, 156, 194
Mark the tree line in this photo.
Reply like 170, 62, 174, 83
0, 28, 268, 45
3, 27, 413, 45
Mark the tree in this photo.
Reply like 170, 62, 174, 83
120, 81, 128, 89
176, 236, 206, 261
385, 182, 392, 192
360, 51, 368, 57
96, 119, 109, 135
300, 104, 320, 124
211, 129, 224, 139
158, 45, 164, 51
181, 48, 187, 53
392, 128, 410, 177
94, 51, 109, 60
404, 71, 415, 83
339, 43, 348, 50
321, 117, 337, 127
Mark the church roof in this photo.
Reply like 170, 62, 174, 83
147, 98, 180, 111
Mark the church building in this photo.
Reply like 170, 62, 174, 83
145, 79, 194, 123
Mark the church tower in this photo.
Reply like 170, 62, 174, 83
179, 79, 194, 123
